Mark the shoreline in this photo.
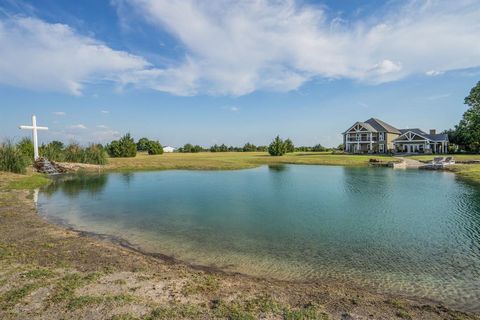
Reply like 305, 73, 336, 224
2, 167, 480, 319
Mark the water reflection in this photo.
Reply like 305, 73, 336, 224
42, 173, 109, 198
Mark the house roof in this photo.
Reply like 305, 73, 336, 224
396, 129, 448, 142
365, 118, 401, 134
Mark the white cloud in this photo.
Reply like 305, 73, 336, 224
97, 124, 108, 128
0, 16, 148, 95
52, 111, 66, 116
1, 1, 480, 97
101, 110, 110, 114
426, 70, 444, 76
121, 0, 480, 95
68, 124, 87, 129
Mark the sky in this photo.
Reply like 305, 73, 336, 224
0, 0, 479, 147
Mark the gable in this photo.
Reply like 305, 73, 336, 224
394, 130, 430, 142
344, 122, 377, 134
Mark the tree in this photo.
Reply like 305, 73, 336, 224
243, 142, 257, 152
137, 137, 150, 151
284, 139, 294, 153
146, 140, 163, 155
452, 81, 480, 152
337, 143, 344, 151
268, 136, 287, 156
106, 133, 137, 157
312, 144, 327, 152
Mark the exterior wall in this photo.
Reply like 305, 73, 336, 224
385, 133, 400, 151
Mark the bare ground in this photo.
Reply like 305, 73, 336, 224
0, 172, 479, 320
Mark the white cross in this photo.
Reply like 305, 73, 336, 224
19, 115, 48, 160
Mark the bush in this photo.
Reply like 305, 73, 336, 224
146, 140, 163, 155
84, 144, 108, 164
243, 143, 257, 152
137, 137, 150, 151
0, 141, 29, 174
268, 136, 287, 156
17, 138, 34, 163
106, 133, 137, 158
64, 143, 85, 163
180, 143, 203, 153
284, 139, 294, 153
312, 144, 327, 152
40, 141, 65, 162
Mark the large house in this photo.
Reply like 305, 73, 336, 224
342, 118, 449, 154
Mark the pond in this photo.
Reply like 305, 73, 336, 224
37, 165, 480, 311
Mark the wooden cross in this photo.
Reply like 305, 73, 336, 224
19, 115, 48, 160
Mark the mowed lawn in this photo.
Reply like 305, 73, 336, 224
409, 154, 480, 162
105, 152, 396, 171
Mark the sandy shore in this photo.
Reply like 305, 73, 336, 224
1, 173, 479, 319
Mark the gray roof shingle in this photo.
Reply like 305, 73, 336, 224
365, 118, 401, 134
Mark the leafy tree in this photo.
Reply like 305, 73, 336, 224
284, 139, 294, 153
106, 133, 137, 157
243, 142, 257, 152
337, 143, 344, 151
137, 137, 150, 151
450, 81, 480, 152
256, 145, 267, 152
146, 140, 163, 155
312, 144, 327, 152
268, 136, 287, 156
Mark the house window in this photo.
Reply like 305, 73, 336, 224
379, 144, 384, 153
379, 133, 385, 141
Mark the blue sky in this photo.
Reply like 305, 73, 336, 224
1, 0, 479, 147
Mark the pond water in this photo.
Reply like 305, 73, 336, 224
37, 165, 480, 311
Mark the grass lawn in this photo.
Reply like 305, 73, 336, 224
105, 152, 396, 172
407, 154, 480, 183
409, 154, 480, 162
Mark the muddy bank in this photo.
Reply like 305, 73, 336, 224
0, 173, 479, 319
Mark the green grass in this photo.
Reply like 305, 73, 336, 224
4, 173, 50, 189
409, 154, 480, 162
181, 274, 219, 296
106, 152, 396, 172
49, 272, 104, 304
21, 268, 56, 279
0, 283, 41, 310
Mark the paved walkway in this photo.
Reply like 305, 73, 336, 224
395, 157, 424, 169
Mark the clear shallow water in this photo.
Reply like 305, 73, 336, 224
37, 165, 480, 311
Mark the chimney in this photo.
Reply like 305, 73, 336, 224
430, 129, 436, 135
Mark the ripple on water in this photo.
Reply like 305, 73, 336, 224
37, 166, 480, 312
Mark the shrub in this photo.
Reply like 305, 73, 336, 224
180, 143, 203, 153
312, 144, 327, 152
17, 138, 34, 163
268, 136, 287, 156
84, 144, 108, 164
64, 143, 85, 163
0, 141, 29, 174
243, 143, 257, 152
146, 140, 163, 155
284, 139, 294, 153
137, 137, 150, 151
106, 134, 137, 158
40, 141, 65, 162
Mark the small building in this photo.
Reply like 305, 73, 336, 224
342, 118, 448, 154
163, 146, 176, 153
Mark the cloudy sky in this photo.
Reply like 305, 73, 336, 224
1, 0, 479, 147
